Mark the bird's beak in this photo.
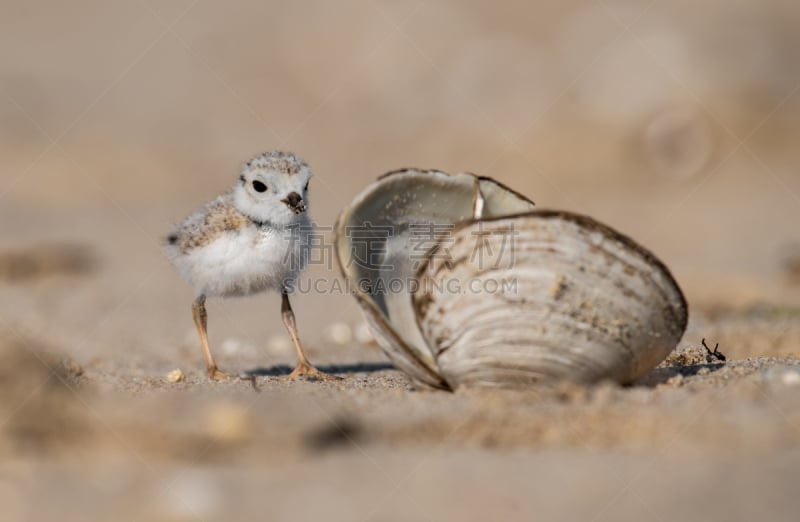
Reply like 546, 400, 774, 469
281, 192, 306, 214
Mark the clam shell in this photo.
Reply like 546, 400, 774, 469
334, 169, 536, 389
412, 210, 688, 388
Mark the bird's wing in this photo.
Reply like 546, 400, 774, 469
167, 193, 249, 253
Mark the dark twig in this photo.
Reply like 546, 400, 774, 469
701, 338, 726, 362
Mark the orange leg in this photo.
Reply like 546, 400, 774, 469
192, 295, 229, 381
280, 291, 338, 381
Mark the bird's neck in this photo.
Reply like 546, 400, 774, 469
244, 212, 308, 231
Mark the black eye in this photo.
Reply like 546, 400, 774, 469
252, 180, 267, 193
304, 181, 309, 192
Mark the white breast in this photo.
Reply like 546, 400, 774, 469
172, 225, 309, 297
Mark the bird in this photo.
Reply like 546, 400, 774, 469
165, 151, 335, 381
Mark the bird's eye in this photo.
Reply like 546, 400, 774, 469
252, 180, 267, 193
304, 181, 309, 192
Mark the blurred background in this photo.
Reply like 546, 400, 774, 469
3, 0, 800, 360
2, 1, 800, 520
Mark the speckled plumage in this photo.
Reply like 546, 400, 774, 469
245, 150, 308, 175
166, 193, 310, 297
167, 192, 249, 254
164, 151, 332, 381
166, 151, 312, 298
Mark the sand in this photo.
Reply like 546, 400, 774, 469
1, 286, 800, 521
2, 1, 800, 520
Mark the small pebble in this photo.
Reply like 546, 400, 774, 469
221, 338, 243, 355
591, 382, 618, 405
667, 373, 684, 387
205, 402, 251, 443
159, 470, 223, 519
166, 369, 185, 383
60, 358, 84, 378
761, 366, 800, 390
266, 335, 291, 355
782, 370, 800, 386
325, 322, 353, 345
221, 338, 255, 356
355, 321, 375, 345
554, 381, 588, 403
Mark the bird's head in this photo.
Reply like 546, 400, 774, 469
233, 151, 312, 227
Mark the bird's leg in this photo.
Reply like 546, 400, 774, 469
192, 295, 229, 380
280, 290, 338, 381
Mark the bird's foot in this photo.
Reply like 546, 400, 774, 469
206, 367, 231, 381
283, 362, 341, 382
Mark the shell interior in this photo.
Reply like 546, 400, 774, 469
334, 169, 536, 388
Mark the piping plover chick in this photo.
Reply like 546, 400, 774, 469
166, 151, 334, 381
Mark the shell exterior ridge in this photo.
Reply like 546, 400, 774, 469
335, 167, 686, 390
429, 207, 688, 330
333, 167, 536, 389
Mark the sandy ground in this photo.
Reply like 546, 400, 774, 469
1, 236, 799, 521
3, 1, 800, 520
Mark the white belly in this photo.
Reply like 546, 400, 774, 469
174, 226, 308, 297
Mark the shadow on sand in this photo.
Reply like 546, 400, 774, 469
244, 362, 394, 378
636, 362, 726, 387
